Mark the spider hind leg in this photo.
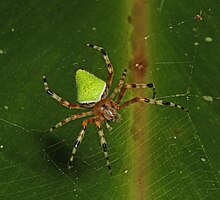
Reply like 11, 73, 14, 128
85, 44, 114, 92
110, 69, 127, 99
48, 111, 93, 132
43, 74, 83, 109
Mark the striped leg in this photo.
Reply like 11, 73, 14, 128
95, 120, 112, 175
118, 97, 188, 111
110, 69, 127, 99
68, 117, 95, 169
48, 111, 93, 132
115, 83, 156, 104
86, 44, 114, 91
43, 74, 83, 109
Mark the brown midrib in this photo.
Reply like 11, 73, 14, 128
130, 0, 148, 199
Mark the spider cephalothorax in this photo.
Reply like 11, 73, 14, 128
93, 98, 121, 122
43, 44, 187, 175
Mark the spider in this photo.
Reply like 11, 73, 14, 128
43, 44, 188, 175
195, 10, 203, 21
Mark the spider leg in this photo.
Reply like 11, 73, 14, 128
110, 69, 127, 99
115, 83, 156, 104
68, 117, 95, 169
95, 120, 112, 175
43, 74, 84, 109
48, 111, 93, 132
85, 44, 113, 92
106, 122, 113, 132
118, 97, 188, 111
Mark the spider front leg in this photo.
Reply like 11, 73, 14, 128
43, 74, 83, 109
95, 120, 112, 175
115, 83, 156, 104
86, 44, 114, 91
68, 117, 95, 169
119, 97, 188, 111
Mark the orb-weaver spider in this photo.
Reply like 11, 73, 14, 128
43, 44, 187, 175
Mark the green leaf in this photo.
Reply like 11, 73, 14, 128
0, 0, 220, 200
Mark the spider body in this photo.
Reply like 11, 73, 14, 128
43, 44, 187, 175
195, 10, 203, 21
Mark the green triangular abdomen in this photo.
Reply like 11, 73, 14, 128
76, 69, 106, 103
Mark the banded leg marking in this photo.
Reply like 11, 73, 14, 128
119, 97, 188, 111
86, 44, 114, 91
43, 74, 83, 109
48, 111, 93, 132
95, 120, 112, 175
68, 117, 95, 169
110, 69, 127, 99
115, 83, 156, 104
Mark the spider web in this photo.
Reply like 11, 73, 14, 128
0, 3, 220, 200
